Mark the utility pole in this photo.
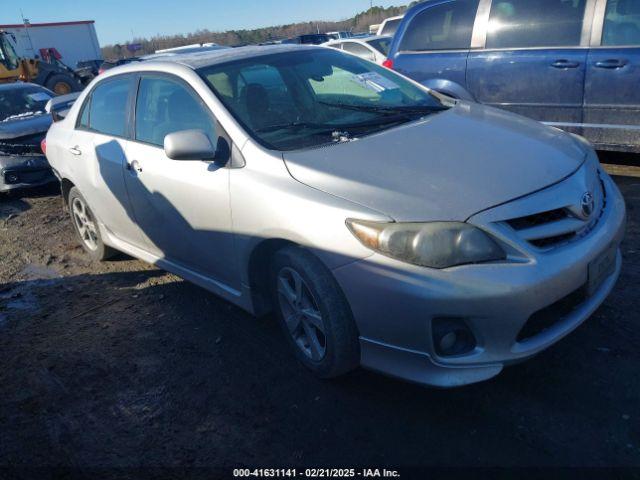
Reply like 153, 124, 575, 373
19, 9, 36, 57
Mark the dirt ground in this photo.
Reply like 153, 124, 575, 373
0, 153, 639, 476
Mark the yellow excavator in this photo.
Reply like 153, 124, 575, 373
0, 30, 82, 94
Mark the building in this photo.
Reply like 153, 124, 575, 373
0, 20, 102, 68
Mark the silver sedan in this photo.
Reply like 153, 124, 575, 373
45, 45, 626, 387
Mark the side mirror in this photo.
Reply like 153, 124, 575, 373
164, 129, 216, 161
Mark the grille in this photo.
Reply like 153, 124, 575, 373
504, 173, 606, 251
507, 208, 570, 231
517, 284, 588, 342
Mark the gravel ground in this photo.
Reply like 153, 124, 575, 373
0, 155, 639, 475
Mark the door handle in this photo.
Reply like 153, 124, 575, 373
595, 59, 627, 69
69, 146, 82, 156
127, 160, 143, 173
551, 60, 580, 69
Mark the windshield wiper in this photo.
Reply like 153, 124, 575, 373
255, 121, 331, 133
318, 101, 448, 115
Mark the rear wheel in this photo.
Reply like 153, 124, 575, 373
270, 246, 360, 378
68, 187, 116, 261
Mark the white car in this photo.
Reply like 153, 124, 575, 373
324, 36, 392, 65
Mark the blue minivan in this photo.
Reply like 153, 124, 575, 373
386, 0, 640, 152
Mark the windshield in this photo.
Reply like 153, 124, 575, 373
199, 48, 446, 151
367, 37, 392, 55
0, 85, 53, 122
0, 34, 20, 70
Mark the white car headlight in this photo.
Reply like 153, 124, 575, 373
346, 219, 506, 269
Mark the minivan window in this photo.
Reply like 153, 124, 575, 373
87, 77, 131, 137
399, 0, 479, 52
200, 49, 446, 151
135, 76, 216, 147
602, 0, 640, 46
486, 0, 587, 49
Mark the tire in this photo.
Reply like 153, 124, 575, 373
67, 187, 116, 261
270, 246, 360, 378
44, 73, 82, 95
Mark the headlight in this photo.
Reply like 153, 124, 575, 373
346, 219, 506, 269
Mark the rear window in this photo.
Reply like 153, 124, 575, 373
486, 0, 587, 49
367, 37, 392, 56
380, 18, 403, 36
399, 1, 479, 51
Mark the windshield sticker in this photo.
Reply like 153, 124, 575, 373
351, 72, 400, 93
27, 92, 52, 102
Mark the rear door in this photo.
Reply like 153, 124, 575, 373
467, 0, 592, 129
584, 0, 640, 150
391, 0, 480, 97
68, 74, 144, 247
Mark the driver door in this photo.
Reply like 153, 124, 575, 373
123, 74, 238, 290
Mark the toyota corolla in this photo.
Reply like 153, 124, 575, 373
44, 45, 626, 387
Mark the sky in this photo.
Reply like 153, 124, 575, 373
9, 0, 406, 46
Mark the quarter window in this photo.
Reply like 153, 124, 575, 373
78, 96, 91, 129
602, 0, 640, 46
135, 76, 216, 147
486, 0, 587, 49
399, 0, 479, 52
87, 77, 132, 137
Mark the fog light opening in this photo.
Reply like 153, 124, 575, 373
433, 318, 476, 357
6, 174, 19, 184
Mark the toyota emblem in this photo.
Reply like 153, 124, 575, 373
581, 192, 595, 218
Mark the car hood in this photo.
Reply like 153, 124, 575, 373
282, 102, 587, 221
0, 114, 52, 140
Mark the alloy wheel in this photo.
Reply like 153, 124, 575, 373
71, 197, 99, 251
277, 267, 327, 361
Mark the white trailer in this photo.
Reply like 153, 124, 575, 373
0, 20, 102, 68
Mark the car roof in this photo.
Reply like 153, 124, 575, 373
141, 44, 321, 70
0, 82, 46, 92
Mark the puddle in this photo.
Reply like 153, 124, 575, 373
20, 264, 62, 282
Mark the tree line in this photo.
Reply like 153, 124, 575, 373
101, 3, 418, 59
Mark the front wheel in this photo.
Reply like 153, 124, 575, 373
270, 246, 360, 378
68, 187, 116, 261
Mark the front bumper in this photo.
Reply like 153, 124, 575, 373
332, 171, 626, 387
0, 154, 56, 192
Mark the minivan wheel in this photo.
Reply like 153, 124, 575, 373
270, 246, 360, 378
68, 187, 116, 261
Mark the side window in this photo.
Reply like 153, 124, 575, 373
486, 0, 587, 49
77, 95, 91, 129
399, 1, 479, 51
135, 76, 216, 147
88, 77, 132, 137
342, 43, 376, 61
602, 0, 640, 46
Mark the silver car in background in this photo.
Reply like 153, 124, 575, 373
45, 45, 626, 387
